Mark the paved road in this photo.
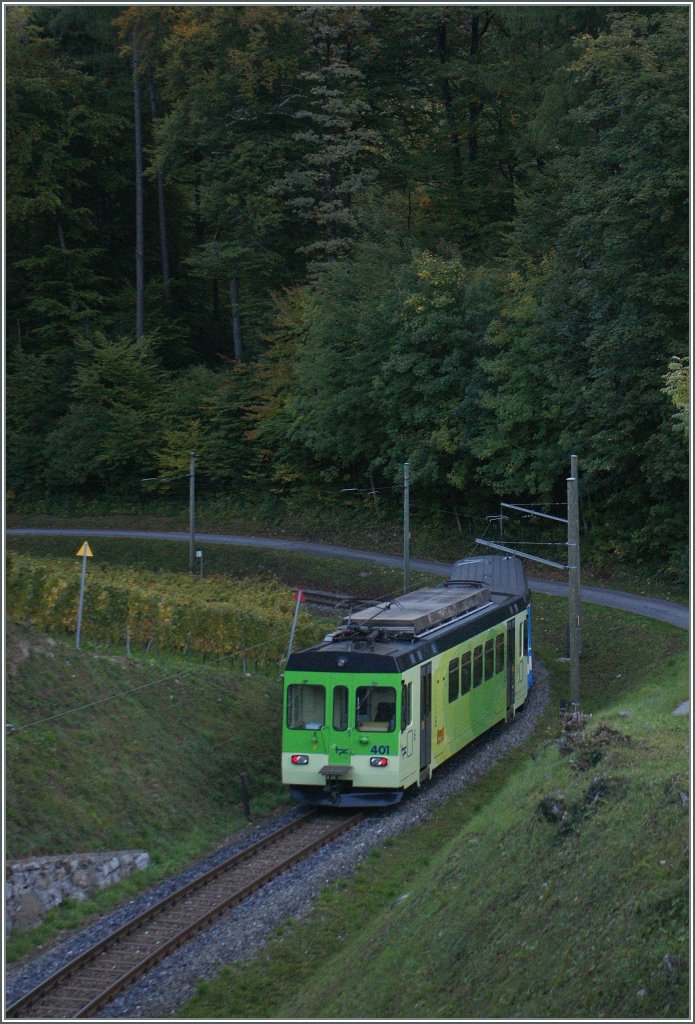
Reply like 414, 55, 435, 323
6, 527, 689, 630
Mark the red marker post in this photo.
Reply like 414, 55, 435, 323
286, 590, 305, 662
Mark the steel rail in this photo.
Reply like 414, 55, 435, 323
7, 810, 363, 1020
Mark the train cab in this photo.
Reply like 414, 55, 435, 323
282, 556, 531, 808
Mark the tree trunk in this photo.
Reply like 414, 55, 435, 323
435, 20, 463, 190
57, 220, 77, 313
230, 277, 242, 360
146, 64, 172, 304
132, 24, 145, 340
194, 175, 205, 308
467, 13, 493, 163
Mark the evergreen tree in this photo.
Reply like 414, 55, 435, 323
272, 6, 379, 277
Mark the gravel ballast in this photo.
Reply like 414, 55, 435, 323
6, 671, 549, 1019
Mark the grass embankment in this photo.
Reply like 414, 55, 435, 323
5, 619, 294, 962
184, 647, 690, 1020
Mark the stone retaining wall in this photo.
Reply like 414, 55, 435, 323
6, 850, 150, 935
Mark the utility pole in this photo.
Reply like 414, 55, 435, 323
567, 454, 581, 709
474, 455, 582, 712
403, 461, 410, 594
189, 451, 196, 573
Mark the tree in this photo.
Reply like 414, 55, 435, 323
150, 364, 255, 486
474, 8, 689, 562
5, 8, 115, 353
152, 5, 304, 360
131, 16, 146, 339
272, 6, 379, 277
44, 334, 165, 490
373, 251, 503, 494
662, 357, 689, 437
250, 242, 502, 501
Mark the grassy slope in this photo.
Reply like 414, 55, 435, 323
5, 620, 292, 959
182, 613, 690, 1020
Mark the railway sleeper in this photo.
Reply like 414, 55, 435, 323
8, 812, 363, 1020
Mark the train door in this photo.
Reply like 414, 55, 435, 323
506, 619, 516, 721
401, 678, 415, 762
420, 662, 432, 779
325, 683, 351, 766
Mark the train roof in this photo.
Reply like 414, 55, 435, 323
450, 554, 529, 601
345, 582, 491, 635
286, 555, 529, 675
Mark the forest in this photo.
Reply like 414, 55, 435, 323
5, 5, 689, 575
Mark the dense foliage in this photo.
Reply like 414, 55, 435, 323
5, 6, 689, 572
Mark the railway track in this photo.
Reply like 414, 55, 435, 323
7, 810, 363, 1020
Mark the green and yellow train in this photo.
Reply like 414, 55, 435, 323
282, 555, 532, 807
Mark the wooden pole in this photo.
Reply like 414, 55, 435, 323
403, 461, 410, 594
568, 454, 581, 708
189, 451, 196, 572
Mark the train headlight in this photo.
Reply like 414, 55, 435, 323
291, 754, 309, 765
369, 756, 388, 767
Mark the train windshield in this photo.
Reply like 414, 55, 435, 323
355, 685, 396, 732
286, 683, 325, 730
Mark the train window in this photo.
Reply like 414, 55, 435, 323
400, 680, 412, 731
448, 659, 459, 702
461, 652, 471, 694
484, 639, 494, 681
421, 664, 432, 714
333, 685, 348, 731
473, 646, 483, 687
286, 683, 325, 730
356, 685, 396, 732
495, 634, 505, 673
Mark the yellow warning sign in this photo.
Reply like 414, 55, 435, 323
76, 542, 93, 558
